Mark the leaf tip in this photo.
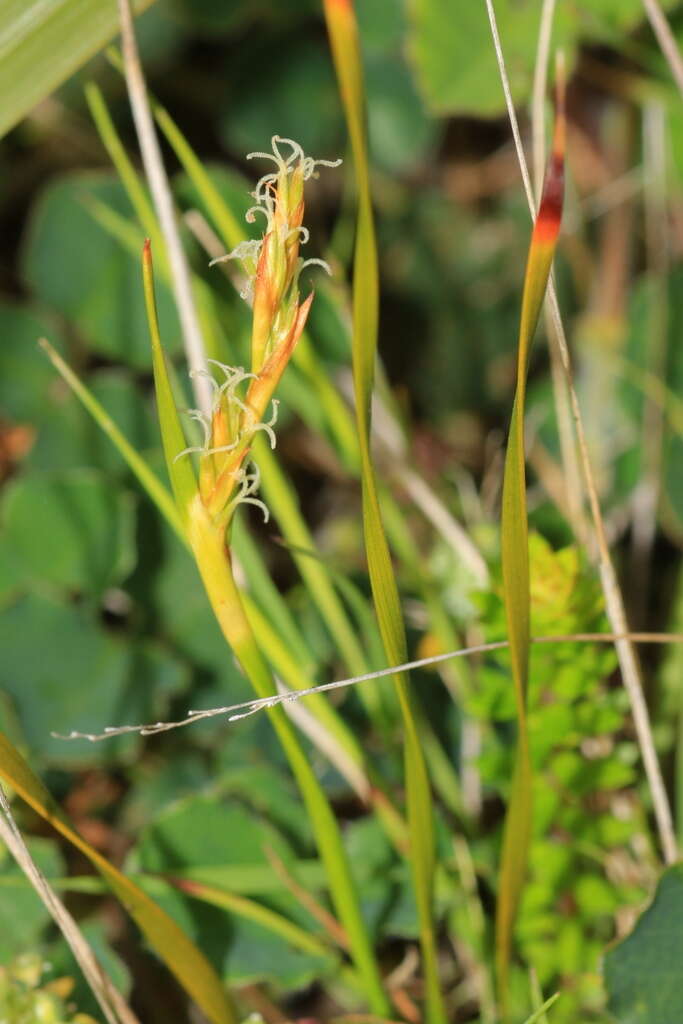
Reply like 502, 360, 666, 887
532, 56, 566, 246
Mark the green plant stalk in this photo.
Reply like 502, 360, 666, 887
41, 329, 408, 851
142, 242, 389, 1016
252, 434, 368, 676
186, 498, 389, 1015
232, 513, 314, 673
322, 1, 445, 1020
522, 993, 560, 1024
87, 86, 440, 771
84, 188, 369, 678
495, 72, 565, 1010
87, 84, 368, 680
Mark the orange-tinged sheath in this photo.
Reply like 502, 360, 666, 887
532, 59, 566, 247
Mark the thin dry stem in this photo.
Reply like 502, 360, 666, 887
116, 0, 211, 414
55, 632, 683, 741
485, 0, 678, 864
0, 787, 139, 1024
642, 0, 683, 100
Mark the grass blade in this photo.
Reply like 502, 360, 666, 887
38, 337, 183, 541
521, 993, 560, 1024
322, 2, 445, 1021
0, 0, 154, 140
142, 239, 198, 527
495, 62, 565, 1009
0, 732, 236, 1024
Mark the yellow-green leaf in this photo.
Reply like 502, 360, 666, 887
495, 69, 566, 1008
323, 1, 443, 1021
0, 731, 235, 1024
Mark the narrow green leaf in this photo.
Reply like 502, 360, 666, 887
253, 435, 368, 677
38, 338, 184, 542
85, 80, 157, 239
186, 513, 389, 1016
495, 68, 566, 1009
521, 993, 560, 1024
169, 877, 339, 964
323, 2, 444, 1021
142, 239, 198, 524
154, 103, 244, 251
0, 0, 154, 140
0, 731, 236, 1024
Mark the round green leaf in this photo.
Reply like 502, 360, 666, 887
2, 470, 136, 594
605, 865, 683, 1024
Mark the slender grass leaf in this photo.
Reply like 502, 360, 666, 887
0, 731, 236, 1024
169, 877, 339, 965
0, 0, 154, 139
142, 240, 197, 526
39, 339, 183, 541
521, 993, 560, 1024
187, 499, 390, 1016
323, 1, 444, 1020
85, 81, 158, 239
495, 67, 566, 1009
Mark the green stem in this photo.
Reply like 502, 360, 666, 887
187, 496, 390, 1017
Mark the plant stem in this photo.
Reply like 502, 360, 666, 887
187, 496, 390, 1016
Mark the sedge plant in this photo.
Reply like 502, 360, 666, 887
142, 136, 390, 1017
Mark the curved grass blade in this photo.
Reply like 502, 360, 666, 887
0, 732, 236, 1024
168, 876, 344, 966
0, 0, 154, 140
495, 62, 566, 1009
38, 338, 183, 541
322, 2, 445, 1021
85, 81, 157, 240
522, 993, 560, 1024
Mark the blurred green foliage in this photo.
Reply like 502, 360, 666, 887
1, 0, 683, 1021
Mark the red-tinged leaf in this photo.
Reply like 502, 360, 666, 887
496, 63, 566, 1010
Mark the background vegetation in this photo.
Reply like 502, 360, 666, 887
2, 1, 683, 1021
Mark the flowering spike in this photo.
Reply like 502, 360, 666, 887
196, 138, 338, 529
